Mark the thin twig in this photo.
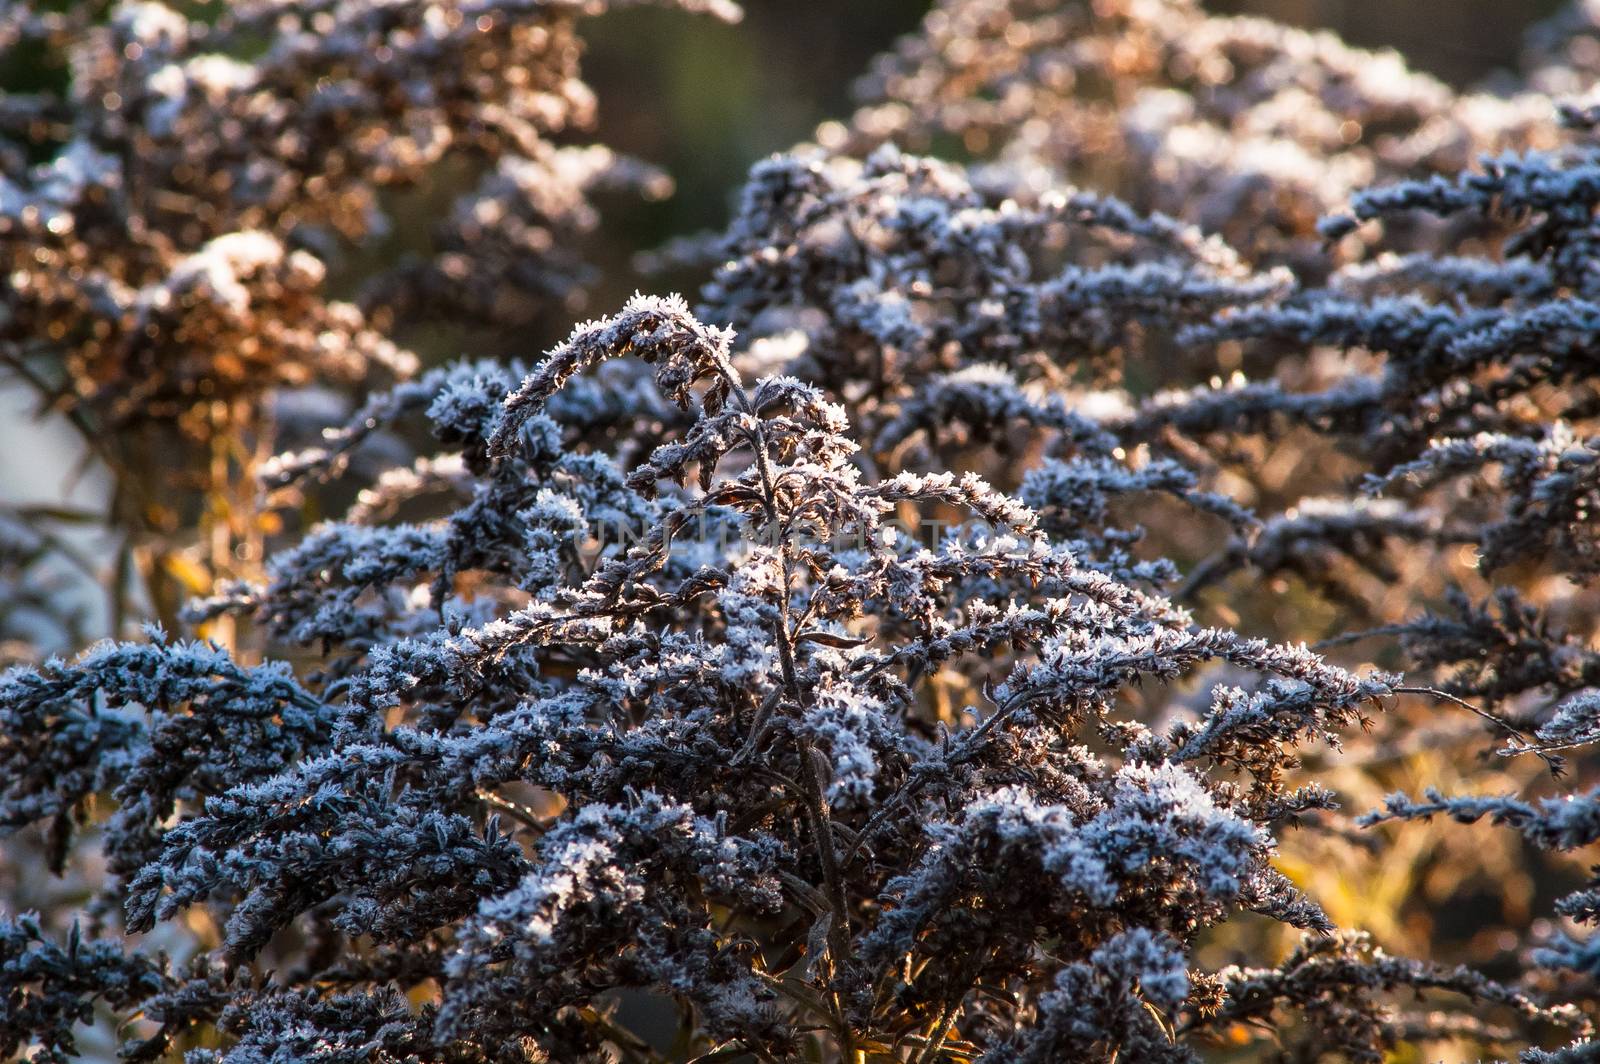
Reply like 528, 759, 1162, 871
1392, 685, 1564, 774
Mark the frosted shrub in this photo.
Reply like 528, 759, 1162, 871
6, 1, 1600, 1062
0, 288, 1589, 1061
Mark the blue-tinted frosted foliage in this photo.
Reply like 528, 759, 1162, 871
6, 0, 1600, 1062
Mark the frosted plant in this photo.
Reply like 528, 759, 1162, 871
0, 913, 166, 1064
686, 144, 1288, 589
8, 2, 1600, 1062
6, 86, 1600, 1064
1066, 65, 1600, 1064
12, 292, 1579, 1062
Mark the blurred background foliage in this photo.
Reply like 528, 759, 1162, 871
573, 0, 1572, 329
0, 0, 1575, 450
0, 0, 1577, 340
